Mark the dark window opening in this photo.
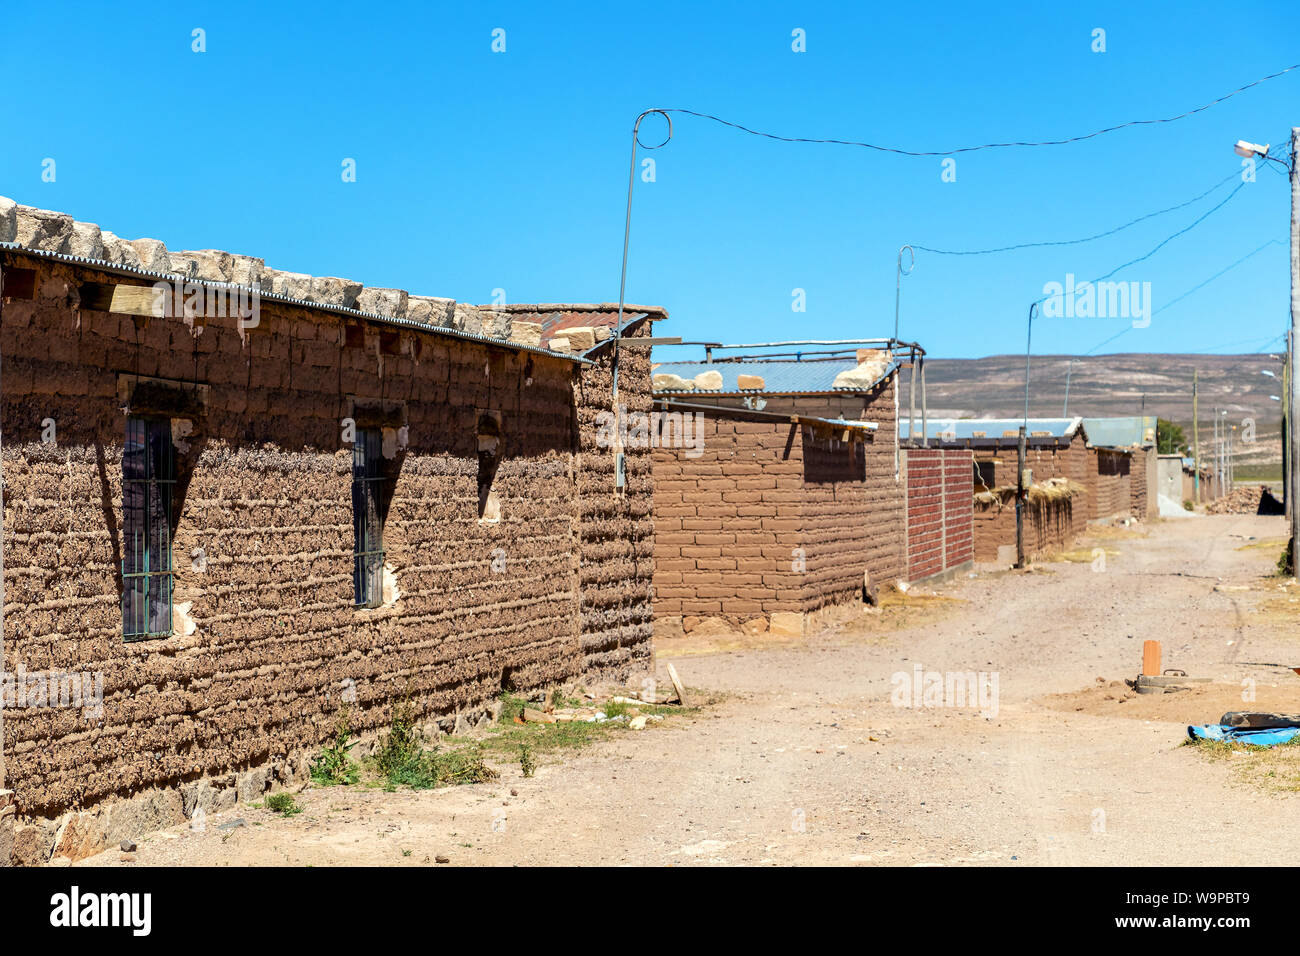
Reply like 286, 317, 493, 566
477, 414, 501, 522
344, 324, 366, 349
123, 418, 175, 639
1, 268, 37, 300
353, 428, 386, 606
974, 460, 996, 489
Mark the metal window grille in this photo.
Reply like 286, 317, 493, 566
122, 417, 175, 639
353, 428, 385, 606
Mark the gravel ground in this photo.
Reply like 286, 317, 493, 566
78, 513, 1300, 867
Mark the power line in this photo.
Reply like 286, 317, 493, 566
1153, 238, 1285, 316
1037, 179, 1249, 308
1052, 240, 1286, 359
654, 64, 1300, 157
912, 169, 1242, 256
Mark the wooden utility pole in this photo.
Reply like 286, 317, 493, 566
1015, 425, 1027, 568
1289, 127, 1300, 576
1285, 331, 1291, 517
1193, 369, 1200, 503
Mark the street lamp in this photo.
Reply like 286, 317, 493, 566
1235, 131, 1299, 574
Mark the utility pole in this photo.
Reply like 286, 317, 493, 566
1289, 127, 1300, 576
1206, 408, 1216, 502
1279, 330, 1289, 520
1193, 369, 1200, 503
1013, 424, 1024, 567
1230, 424, 1235, 489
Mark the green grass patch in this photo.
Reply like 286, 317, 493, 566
264, 792, 303, 816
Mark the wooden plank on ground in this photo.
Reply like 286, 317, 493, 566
666, 662, 689, 707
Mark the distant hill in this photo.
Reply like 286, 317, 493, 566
917, 352, 1285, 470
919, 352, 1285, 425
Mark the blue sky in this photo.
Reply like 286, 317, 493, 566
3, 1, 1297, 359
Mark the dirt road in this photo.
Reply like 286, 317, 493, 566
82, 513, 1300, 866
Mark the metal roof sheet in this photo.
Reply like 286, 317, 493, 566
1080, 416, 1158, 449
901, 417, 1084, 443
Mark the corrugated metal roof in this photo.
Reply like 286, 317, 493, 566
901, 417, 1085, 443
1081, 416, 1157, 449
651, 359, 881, 394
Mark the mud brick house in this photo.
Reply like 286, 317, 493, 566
903, 418, 1089, 563
1082, 416, 1158, 519
649, 350, 905, 638
0, 196, 663, 863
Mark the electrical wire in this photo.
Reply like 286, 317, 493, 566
1152, 238, 1285, 317
654, 64, 1300, 157
1050, 239, 1286, 360
1036, 179, 1249, 308
912, 169, 1242, 256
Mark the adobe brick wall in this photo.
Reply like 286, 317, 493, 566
799, 377, 904, 609
0, 252, 652, 832
652, 414, 805, 619
1130, 447, 1153, 517
903, 447, 974, 582
972, 496, 1081, 561
968, 436, 1088, 562
572, 324, 655, 680
651, 374, 904, 623
1087, 447, 1132, 519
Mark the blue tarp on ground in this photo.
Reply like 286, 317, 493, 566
1187, 724, 1300, 746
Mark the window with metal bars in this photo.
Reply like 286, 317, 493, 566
353, 428, 386, 607
122, 417, 175, 639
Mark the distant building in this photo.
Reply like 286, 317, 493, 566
901, 418, 1089, 563
1081, 416, 1158, 518
650, 349, 917, 637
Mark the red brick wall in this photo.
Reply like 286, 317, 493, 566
904, 447, 974, 581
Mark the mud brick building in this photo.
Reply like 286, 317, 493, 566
905, 418, 1090, 563
0, 196, 663, 863
1082, 416, 1158, 519
649, 351, 905, 637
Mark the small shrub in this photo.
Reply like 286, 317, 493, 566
1279, 539, 1294, 577
519, 744, 536, 778
372, 692, 499, 789
264, 792, 302, 816
375, 693, 422, 778
1183, 499, 1194, 512
311, 707, 359, 786
497, 693, 527, 724
602, 698, 630, 719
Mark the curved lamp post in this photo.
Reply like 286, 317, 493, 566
613, 109, 673, 406
894, 244, 915, 343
